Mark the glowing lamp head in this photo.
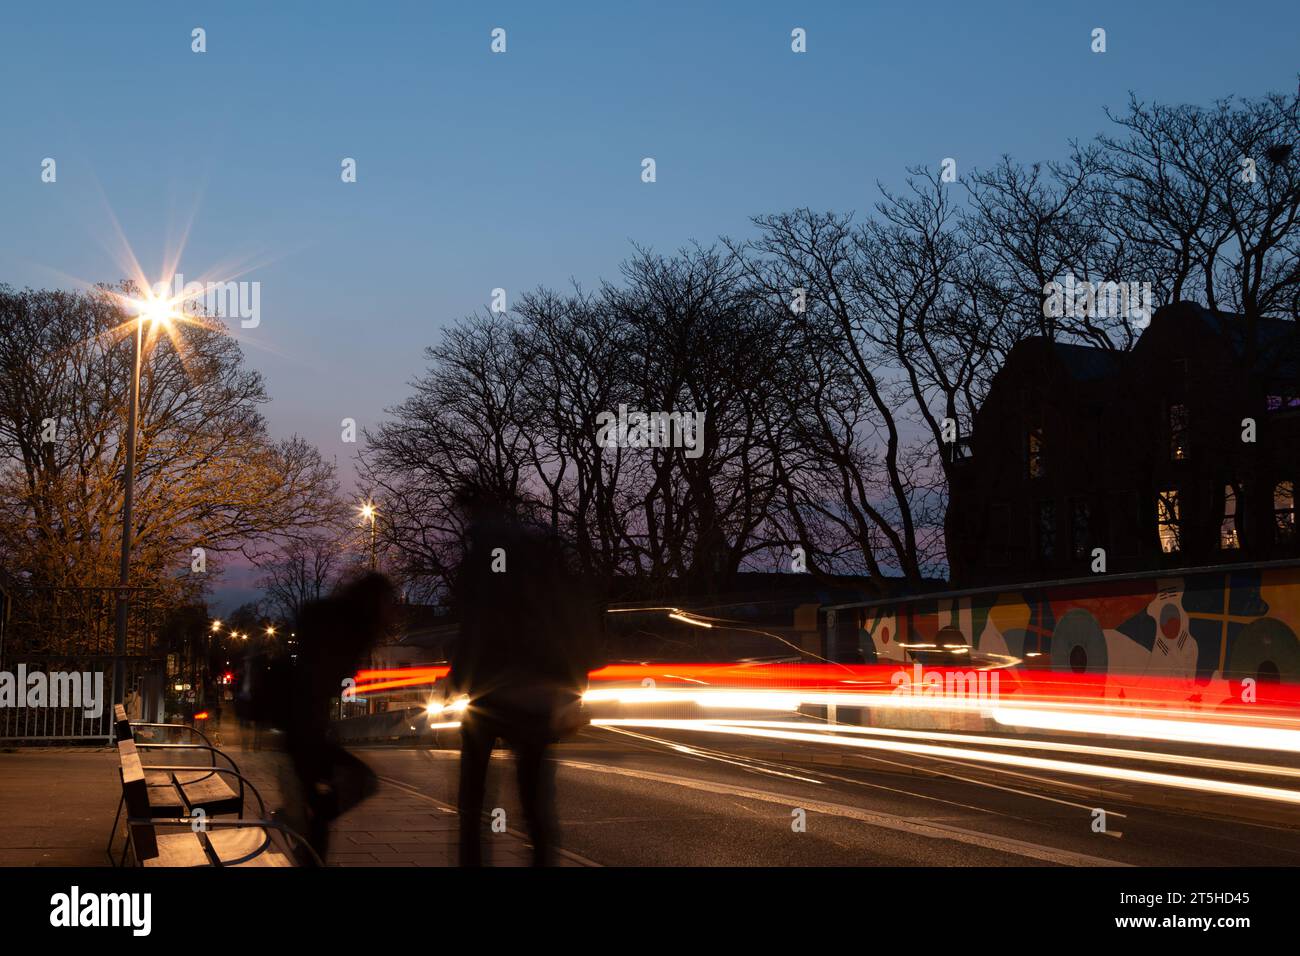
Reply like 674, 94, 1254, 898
133, 293, 178, 328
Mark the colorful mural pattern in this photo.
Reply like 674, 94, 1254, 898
858, 566, 1300, 695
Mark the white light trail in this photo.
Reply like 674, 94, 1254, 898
990, 706, 1300, 754
590, 718, 1300, 806
640, 718, 1300, 780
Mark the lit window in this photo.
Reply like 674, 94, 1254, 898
1220, 484, 1240, 550
1027, 428, 1045, 479
1275, 481, 1295, 544
1157, 489, 1181, 554
1169, 404, 1188, 461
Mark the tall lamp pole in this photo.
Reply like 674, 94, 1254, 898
111, 315, 145, 707
361, 501, 378, 571
111, 292, 177, 709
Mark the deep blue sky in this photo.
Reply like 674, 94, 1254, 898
2, 1, 1297, 608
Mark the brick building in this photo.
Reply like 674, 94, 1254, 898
947, 302, 1300, 586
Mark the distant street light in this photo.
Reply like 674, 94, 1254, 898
360, 500, 378, 570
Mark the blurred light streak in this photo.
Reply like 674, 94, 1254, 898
668, 612, 713, 628
989, 707, 1300, 754
627, 718, 1300, 779
350, 664, 1300, 758
581, 687, 801, 711
589, 719, 1300, 806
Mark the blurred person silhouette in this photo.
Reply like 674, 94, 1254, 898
446, 482, 599, 866
241, 571, 396, 864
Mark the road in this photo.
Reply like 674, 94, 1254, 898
356, 722, 1300, 867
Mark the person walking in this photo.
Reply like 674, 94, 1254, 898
446, 484, 599, 866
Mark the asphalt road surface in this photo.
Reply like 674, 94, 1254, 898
357, 723, 1300, 867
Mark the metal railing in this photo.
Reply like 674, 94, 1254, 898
0, 655, 160, 741
0, 585, 165, 742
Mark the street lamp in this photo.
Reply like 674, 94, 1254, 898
360, 500, 378, 570
111, 288, 179, 707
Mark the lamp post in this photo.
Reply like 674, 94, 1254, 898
111, 314, 145, 707
111, 292, 177, 708
360, 501, 378, 570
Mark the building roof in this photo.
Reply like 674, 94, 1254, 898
1011, 303, 1298, 382
1050, 341, 1126, 382
1179, 302, 1299, 373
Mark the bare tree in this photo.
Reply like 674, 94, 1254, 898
964, 146, 1159, 350
741, 209, 950, 587
359, 313, 536, 598
606, 244, 787, 592
513, 286, 637, 582
256, 533, 347, 621
363, 246, 791, 598
1098, 91, 1300, 357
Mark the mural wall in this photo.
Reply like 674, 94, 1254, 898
857, 565, 1300, 700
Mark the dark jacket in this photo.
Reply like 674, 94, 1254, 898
448, 517, 599, 719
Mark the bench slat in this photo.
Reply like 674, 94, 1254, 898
142, 774, 240, 814
144, 829, 294, 867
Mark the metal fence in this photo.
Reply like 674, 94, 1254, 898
0, 655, 157, 741
0, 585, 165, 742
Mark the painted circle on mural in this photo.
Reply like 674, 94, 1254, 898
1227, 618, 1300, 684
1159, 603, 1182, 641
1050, 608, 1109, 675
880, 626, 891, 644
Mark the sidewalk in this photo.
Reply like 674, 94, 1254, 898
0, 713, 591, 867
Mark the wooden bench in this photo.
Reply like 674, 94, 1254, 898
108, 704, 255, 863
116, 739, 320, 867
111, 705, 245, 817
